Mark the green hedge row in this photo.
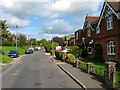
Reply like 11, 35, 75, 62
55, 51, 63, 60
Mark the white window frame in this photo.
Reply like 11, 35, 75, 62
107, 41, 115, 55
87, 27, 91, 37
96, 27, 100, 34
107, 15, 113, 30
87, 47, 92, 54
76, 32, 78, 39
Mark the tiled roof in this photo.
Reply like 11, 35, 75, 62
65, 35, 74, 41
86, 16, 99, 24
107, 0, 120, 12
75, 29, 82, 33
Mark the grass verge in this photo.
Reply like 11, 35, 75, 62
0, 54, 14, 64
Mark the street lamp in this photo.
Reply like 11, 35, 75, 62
16, 25, 18, 50
27, 34, 30, 46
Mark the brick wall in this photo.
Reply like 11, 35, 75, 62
74, 30, 81, 45
92, 15, 120, 62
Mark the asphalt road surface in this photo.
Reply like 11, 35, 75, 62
2, 50, 82, 88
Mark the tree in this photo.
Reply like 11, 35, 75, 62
30, 38, 36, 45
1, 20, 9, 38
53, 37, 64, 46
18, 34, 27, 47
44, 40, 52, 53
40, 39, 47, 46
0, 20, 13, 46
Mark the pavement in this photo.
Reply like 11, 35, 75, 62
51, 58, 108, 90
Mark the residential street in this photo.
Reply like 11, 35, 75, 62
2, 51, 81, 88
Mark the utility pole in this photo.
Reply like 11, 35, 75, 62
16, 25, 18, 50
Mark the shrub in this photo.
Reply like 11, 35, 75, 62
55, 51, 63, 60
94, 45, 104, 62
44, 41, 52, 53
51, 42, 59, 52
80, 49, 88, 58
66, 46, 88, 58
69, 46, 80, 58
66, 54, 76, 63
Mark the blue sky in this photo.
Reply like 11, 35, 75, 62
1, 0, 104, 40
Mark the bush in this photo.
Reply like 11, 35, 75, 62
68, 46, 79, 58
55, 51, 63, 60
51, 42, 59, 52
66, 46, 88, 58
44, 41, 52, 53
0, 55, 14, 64
94, 45, 104, 62
80, 49, 88, 58
66, 54, 76, 63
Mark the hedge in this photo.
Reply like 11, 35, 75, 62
55, 51, 63, 60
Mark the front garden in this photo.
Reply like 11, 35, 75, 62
53, 45, 120, 88
40, 39, 120, 88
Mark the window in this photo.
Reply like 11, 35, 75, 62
87, 28, 91, 37
76, 32, 78, 39
107, 15, 113, 30
87, 47, 92, 54
96, 27, 100, 34
107, 41, 115, 55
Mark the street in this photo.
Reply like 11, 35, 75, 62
2, 51, 81, 88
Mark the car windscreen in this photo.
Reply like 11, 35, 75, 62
9, 50, 17, 54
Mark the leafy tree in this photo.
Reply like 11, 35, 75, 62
53, 37, 64, 46
52, 42, 59, 52
44, 40, 52, 53
30, 38, 36, 45
18, 34, 27, 47
0, 20, 9, 38
0, 20, 13, 46
40, 39, 47, 46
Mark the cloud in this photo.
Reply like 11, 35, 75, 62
1, 0, 102, 18
43, 19, 74, 34
0, 0, 104, 40
1, 12, 30, 28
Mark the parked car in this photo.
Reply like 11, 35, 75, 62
29, 47, 34, 51
37, 47, 41, 50
25, 49, 34, 54
7, 50, 19, 58
34, 47, 38, 51
25, 49, 31, 54
29, 49, 34, 53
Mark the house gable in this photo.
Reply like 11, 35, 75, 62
97, 1, 119, 28
83, 16, 94, 31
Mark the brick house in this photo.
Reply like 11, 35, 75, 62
68, 36, 75, 46
64, 34, 75, 46
83, 16, 99, 58
83, 1, 120, 63
74, 29, 83, 46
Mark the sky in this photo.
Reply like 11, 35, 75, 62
0, 0, 105, 40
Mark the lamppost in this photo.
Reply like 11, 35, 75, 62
16, 25, 18, 50
27, 34, 30, 46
